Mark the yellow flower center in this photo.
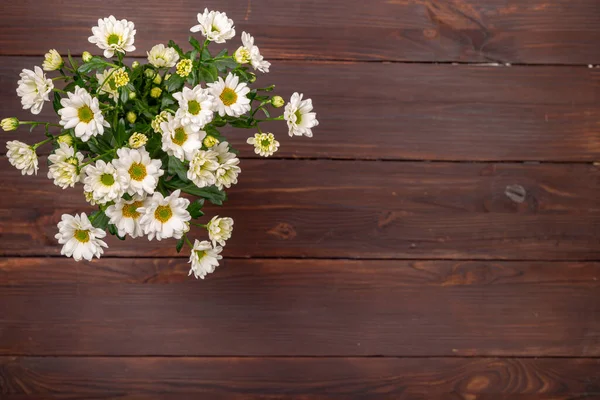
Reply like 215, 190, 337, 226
65, 157, 79, 166
294, 110, 303, 124
74, 229, 90, 243
78, 105, 94, 123
128, 162, 147, 181
172, 127, 188, 146
154, 205, 172, 223
113, 70, 130, 88
188, 100, 201, 115
122, 201, 143, 219
107, 34, 121, 46
220, 88, 238, 107
100, 173, 115, 186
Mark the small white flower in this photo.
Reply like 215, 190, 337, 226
190, 9, 235, 43
284, 92, 319, 137
160, 115, 205, 162
6, 141, 38, 175
83, 160, 128, 204
42, 49, 64, 71
96, 68, 120, 100
58, 86, 109, 142
55, 213, 108, 261
47, 143, 84, 189
106, 195, 150, 238
247, 133, 279, 157
88, 16, 136, 58
173, 85, 215, 131
187, 149, 219, 188
235, 32, 270, 73
188, 239, 223, 279
147, 44, 180, 68
113, 147, 164, 196
138, 189, 191, 241
212, 141, 241, 190
207, 216, 233, 246
207, 73, 251, 117
16, 67, 54, 115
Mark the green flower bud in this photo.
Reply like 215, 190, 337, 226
150, 87, 163, 98
132, 61, 140, 69
82, 51, 93, 63
126, 111, 137, 124
153, 74, 162, 85
129, 91, 137, 100
145, 69, 156, 79
203, 135, 219, 148
247, 72, 257, 83
56, 134, 73, 146
271, 96, 285, 108
1, 117, 19, 131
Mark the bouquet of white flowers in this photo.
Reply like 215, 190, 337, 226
2, 10, 318, 279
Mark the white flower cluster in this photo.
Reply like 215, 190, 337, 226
4, 10, 318, 280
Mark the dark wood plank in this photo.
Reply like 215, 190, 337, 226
1, 159, 598, 260
0, 259, 598, 356
1, 357, 599, 399
1, 0, 599, 64
2, 57, 599, 161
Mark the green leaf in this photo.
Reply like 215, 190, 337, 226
52, 92, 62, 113
67, 50, 79, 71
201, 47, 212, 61
122, 193, 133, 201
175, 237, 185, 253
166, 182, 227, 205
187, 199, 205, 219
199, 64, 218, 83
216, 49, 228, 58
167, 156, 189, 182
78, 57, 113, 74
161, 96, 175, 109
189, 36, 203, 52
90, 210, 110, 230
145, 133, 162, 158
113, 118, 127, 147
168, 40, 185, 57
212, 57, 239, 72
108, 224, 127, 240
164, 74, 185, 92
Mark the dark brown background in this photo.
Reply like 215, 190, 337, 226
1, 1, 599, 398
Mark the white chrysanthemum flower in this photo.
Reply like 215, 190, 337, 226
16, 66, 54, 115
234, 32, 270, 73
96, 68, 120, 100
88, 16, 136, 58
113, 147, 164, 196
147, 44, 180, 68
47, 143, 84, 189
284, 92, 319, 138
106, 195, 149, 238
212, 141, 241, 190
138, 189, 191, 241
83, 160, 127, 204
55, 213, 108, 261
160, 115, 205, 162
188, 240, 223, 279
246, 133, 279, 157
58, 86, 109, 142
42, 49, 64, 71
187, 149, 219, 188
207, 73, 251, 117
6, 141, 38, 176
190, 9, 235, 43
207, 216, 233, 247
173, 86, 215, 131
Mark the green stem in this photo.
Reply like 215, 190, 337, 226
80, 149, 116, 168
190, 222, 207, 228
254, 116, 285, 122
32, 137, 53, 150
53, 88, 68, 94
183, 234, 194, 249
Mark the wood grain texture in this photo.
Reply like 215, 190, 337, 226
2, 57, 600, 161
1, 357, 600, 399
1, 0, 600, 64
1, 259, 598, 356
1, 159, 598, 260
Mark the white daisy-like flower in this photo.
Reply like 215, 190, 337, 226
160, 115, 205, 162
190, 9, 235, 43
96, 68, 120, 100
207, 73, 251, 117
187, 149, 219, 188
147, 44, 180, 68
234, 32, 270, 73
246, 133, 279, 157
206, 216, 234, 247
138, 189, 191, 241
284, 92, 319, 138
6, 140, 38, 176
212, 141, 241, 190
42, 49, 64, 71
173, 86, 215, 131
58, 86, 110, 142
113, 147, 164, 196
105, 195, 150, 238
55, 213, 108, 262
16, 66, 54, 115
47, 143, 84, 189
88, 16, 136, 58
188, 240, 223, 279
83, 160, 128, 204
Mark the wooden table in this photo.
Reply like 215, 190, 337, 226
1, 1, 599, 398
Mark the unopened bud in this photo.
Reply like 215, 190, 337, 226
271, 96, 285, 108
1, 117, 19, 131
57, 134, 73, 146
150, 87, 163, 98
82, 51, 93, 63
126, 111, 137, 124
